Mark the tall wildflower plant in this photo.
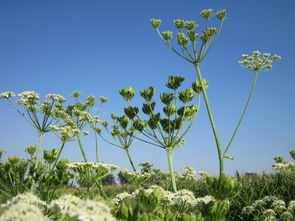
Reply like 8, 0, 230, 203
150, 9, 281, 180
118, 75, 201, 192
98, 112, 138, 172
0, 92, 66, 168
51, 91, 107, 162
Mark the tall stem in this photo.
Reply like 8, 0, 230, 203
125, 148, 136, 172
194, 64, 224, 177
166, 148, 177, 192
94, 131, 99, 162
224, 71, 259, 155
36, 131, 45, 167
77, 134, 88, 162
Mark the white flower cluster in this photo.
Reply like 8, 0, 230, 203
46, 93, 66, 103
0, 192, 49, 221
18, 91, 40, 99
0, 91, 16, 99
67, 162, 118, 171
0, 202, 50, 221
242, 196, 295, 220
1, 192, 47, 208
272, 161, 295, 172
114, 185, 215, 209
49, 194, 116, 221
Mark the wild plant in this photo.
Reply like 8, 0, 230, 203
118, 75, 201, 192
98, 113, 138, 172
241, 196, 295, 221
0, 92, 66, 167
273, 149, 295, 172
67, 161, 118, 198
51, 91, 107, 162
150, 9, 281, 182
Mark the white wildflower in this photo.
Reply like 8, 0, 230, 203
18, 91, 39, 99
49, 194, 116, 221
1, 192, 47, 208
0, 91, 15, 99
114, 192, 132, 205
46, 93, 66, 103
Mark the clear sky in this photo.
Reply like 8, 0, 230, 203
0, 0, 294, 176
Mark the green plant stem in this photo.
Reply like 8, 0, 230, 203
50, 143, 66, 173
77, 134, 88, 162
94, 131, 99, 162
195, 64, 224, 177
35, 131, 45, 168
95, 180, 107, 200
125, 148, 136, 172
166, 148, 177, 192
224, 71, 259, 155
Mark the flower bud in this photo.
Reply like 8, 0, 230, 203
179, 88, 195, 103
166, 75, 185, 90
200, 9, 214, 19
216, 9, 226, 20
140, 87, 156, 102
150, 19, 161, 29
50, 125, 59, 131
119, 87, 136, 102
124, 106, 139, 119
185, 20, 197, 30
174, 19, 185, 29
101, 121, 109, 127
162, 31, 173, 41
192, 79, 209, 94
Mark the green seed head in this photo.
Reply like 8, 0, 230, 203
200, 9, 214, 19
201, 27, 217, 43
72, 90, 82, 99
119, 87, 136, 102
124, 106, 139, 119
179, 88, 195, 103
99, 96, 108, 103
140, 87, 156, 102
166, 75, 185, 90
142, 102, 156, 115
216, 9, 227, 20
187, 30, 199, 42
133, 119, 147, 132
185, 20, 197, 30
150, 19, 161, 29
118, 116, 130, 129
162, 31, 173, 41
174, 19, 185, 29
111, 113, 118, 120
86, 96, 96, 107
163, 104, 177, 117
192, 79, 209, 94
160, 93, 175, 105
176, 32, 189, 48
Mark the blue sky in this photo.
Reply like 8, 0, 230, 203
0, 0, 294, 176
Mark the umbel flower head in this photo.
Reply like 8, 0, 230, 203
119, 87, 136, 102
0, 91, 16, 99
238, 51, 281, 72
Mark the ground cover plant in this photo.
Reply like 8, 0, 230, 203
0, 8, 292, 221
